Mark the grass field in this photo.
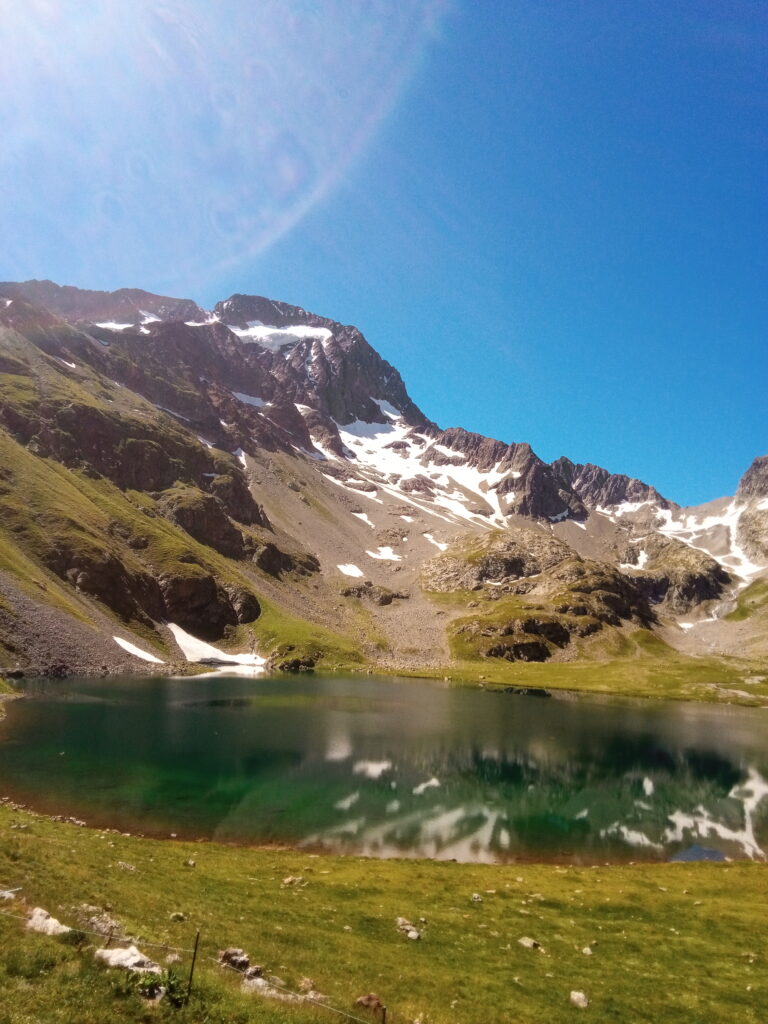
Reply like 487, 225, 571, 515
1, 802, 767, 1024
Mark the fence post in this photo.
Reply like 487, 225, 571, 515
185, 930, 200, 1006
103, 927, 113, 948
380, 1006, 387, 1024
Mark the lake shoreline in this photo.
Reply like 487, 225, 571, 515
0, 788, 671, 867
5, 655, 768, 708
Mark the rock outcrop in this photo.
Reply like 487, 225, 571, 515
737, 456, 768, 501
551, 457, 673, 510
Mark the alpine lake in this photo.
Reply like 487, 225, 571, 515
2, 672, 767, 864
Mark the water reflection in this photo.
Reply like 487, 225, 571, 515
2, 675, 768, 863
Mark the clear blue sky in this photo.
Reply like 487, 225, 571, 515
1, 1, 765, 505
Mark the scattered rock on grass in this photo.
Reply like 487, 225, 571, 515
27, 908, 71, 936
570, 990, 589, 1009
356, 993, 385, 1012
396, 916, 421, 940
242, 975, 299, 1002
95, 944, 161, 974
78, 905, 123, 938
218, 947, 251, 972
518, 936, 543, 951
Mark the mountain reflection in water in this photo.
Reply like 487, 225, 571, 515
2, 674, 767, 863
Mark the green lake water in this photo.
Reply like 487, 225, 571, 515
1, 673, 767, 863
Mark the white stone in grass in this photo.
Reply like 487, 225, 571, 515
570, 990, 589, 1009
95, 944, 161, 974
27, 908, 71, 936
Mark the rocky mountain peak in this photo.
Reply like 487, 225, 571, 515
0, 279, 205, 326
737, 455, 768, 501
551, 457, 673, 511
214, 293, 334, 331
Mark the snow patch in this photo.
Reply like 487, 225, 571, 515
94, 321, 132, 331
113, 636, 164, 664
185, 314, 219, 326
351, 512, 375, 529
337, 563, 365, 578
431, 443, 466, 460
168, 623, 265, 667
371, 397, 402, 419
366, 546, 402, 561
321, 474, 383, 504
154, 403, 191, 422
423, 533, 449, 551
657, 501, 765, 580
233, 391, 269, 408
232, 322, 332, 351
620, 550, 649, 571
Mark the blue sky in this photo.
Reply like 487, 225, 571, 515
1, 1, 765, 505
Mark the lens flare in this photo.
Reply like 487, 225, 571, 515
0, 0, 452, 284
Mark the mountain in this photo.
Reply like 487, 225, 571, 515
0, 279, 766, 678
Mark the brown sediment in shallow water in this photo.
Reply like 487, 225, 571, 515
0, 689, 21, 721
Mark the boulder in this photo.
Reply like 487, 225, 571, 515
27, 907, 71, 936
95, 944, 161, 974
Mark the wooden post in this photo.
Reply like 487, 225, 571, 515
380, 1006, 387, 1024
103, 927, 113, 948
185, 930, 200, 1006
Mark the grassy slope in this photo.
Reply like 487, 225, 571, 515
0, 425, 368, 668
225, 599, 368, 667
422, 591, 768, 705
725, 580, 768, 622
1, 803, 766, 1024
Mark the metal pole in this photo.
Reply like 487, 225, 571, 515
185, 931, 200, 1006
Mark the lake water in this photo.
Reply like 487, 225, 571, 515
2, 673, 767, 863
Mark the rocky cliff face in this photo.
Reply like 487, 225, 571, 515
551, 457, 673, 510
737, 456, 768, 501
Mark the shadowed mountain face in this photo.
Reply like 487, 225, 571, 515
0, 279, 765, 674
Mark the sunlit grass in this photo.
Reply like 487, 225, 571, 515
0, 803, 766, 1023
